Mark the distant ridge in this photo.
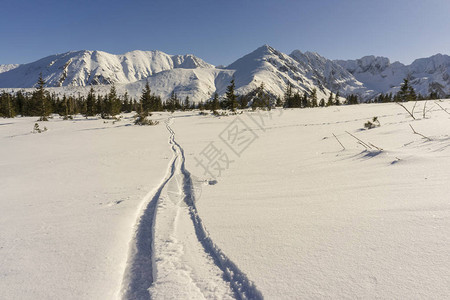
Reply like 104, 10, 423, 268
1, 46, 449, 101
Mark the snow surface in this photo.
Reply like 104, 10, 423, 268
0, 114, 172, 299
1, 100, 450, 299
172, 101, 450, 298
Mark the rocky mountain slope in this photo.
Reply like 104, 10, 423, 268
0, 64, 19, 74
336, 54, 450, 97
1, 46, 448, 102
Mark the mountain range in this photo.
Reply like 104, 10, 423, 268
1, 45, 449, 102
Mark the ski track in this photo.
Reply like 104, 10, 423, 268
121, 117, 263, 300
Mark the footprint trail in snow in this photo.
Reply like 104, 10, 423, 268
121, 117, 263, 300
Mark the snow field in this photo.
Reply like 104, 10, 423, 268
0, 114, 171, 299
174, 101, 450, 299
1, 100, 449, 299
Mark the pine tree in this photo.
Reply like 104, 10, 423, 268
397, 78, 416, 102
407, 85, 417, 102
310, 88, 318, 107
198, 100, 205, 111
225, 78, 237, 112
153, 95, 163, 111
32, 73, 51, 120
327, 92, 334, 106
397, 78, 409, 102
96, 94, 104, 116
167, 91, 179, 112
107, 84, 121, 116
15, 91, 26, 116
252, 83, 270, 110
211, 92, 220, 112
301, 92, 308, 108
334, 91, 340, 105
293, 92, 301, 108
183, 96, 190, 111
346, 94, 358, 105
0, 92, 16, 118
140, 81, 152, 114
275, 96, 282, 107
238, 94, 249, 109
61, 95, 69, 119
284, 82, 293, 107
122, 92, 130, 113
85, 86, 96, 116
68, 96, 75, 116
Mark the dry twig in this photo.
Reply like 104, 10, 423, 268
434, 101, 450, 115
396, 102, 416, 120
422, 100, 428, 119
345, 131, 383, 151
409, 124, 431, 141
411, 101, 418, 116
332, 133, 345, 150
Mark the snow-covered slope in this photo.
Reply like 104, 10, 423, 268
335, 56, 408, 94
336, 54, 450, 97
124, 68, 234, 103
408, 54, 450, 97
0, 50, 214, 88
226, 45, 335, 100
0, 68, 233, 104
290, 50, 374, 98
0, 64, 19, 74
0, 46, 362, 102
1, 47, 450, 102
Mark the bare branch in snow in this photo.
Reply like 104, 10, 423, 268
345, 131, 383, 151
411, 101, 418, 116
422, 101, 428, 119
434, 101, 450, 115
409, 124, 431, 141
396, 102, 416, 120
332, 133, 345, 150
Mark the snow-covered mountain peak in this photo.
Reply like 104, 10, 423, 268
303, 51, 324, 60
409, 53, 450, 74
225, 44, 318, 97
253, 44, 276, 55
336, 53, 450, 97
337, 55, 393, 75
0, 64, 20, 74
0, 49, 214, 88
289, 49, 374, 98
290, 50, 330, 67
1, 47, 450, 102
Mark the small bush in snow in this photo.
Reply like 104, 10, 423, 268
134, 113, 159, 126
364, 117, 380, 129
33, 123, 47, 133
37, 116, 48, 122
112, 115, 123, 124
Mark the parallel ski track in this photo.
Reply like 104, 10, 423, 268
121, 117, 263, 300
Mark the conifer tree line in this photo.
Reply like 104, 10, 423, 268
369, 78, 443, 103
283, 81, 341, 108
0, 74, 447, 119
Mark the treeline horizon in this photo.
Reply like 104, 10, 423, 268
0, 74, 444, 119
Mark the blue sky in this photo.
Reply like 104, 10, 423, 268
1, 0, 449, 65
